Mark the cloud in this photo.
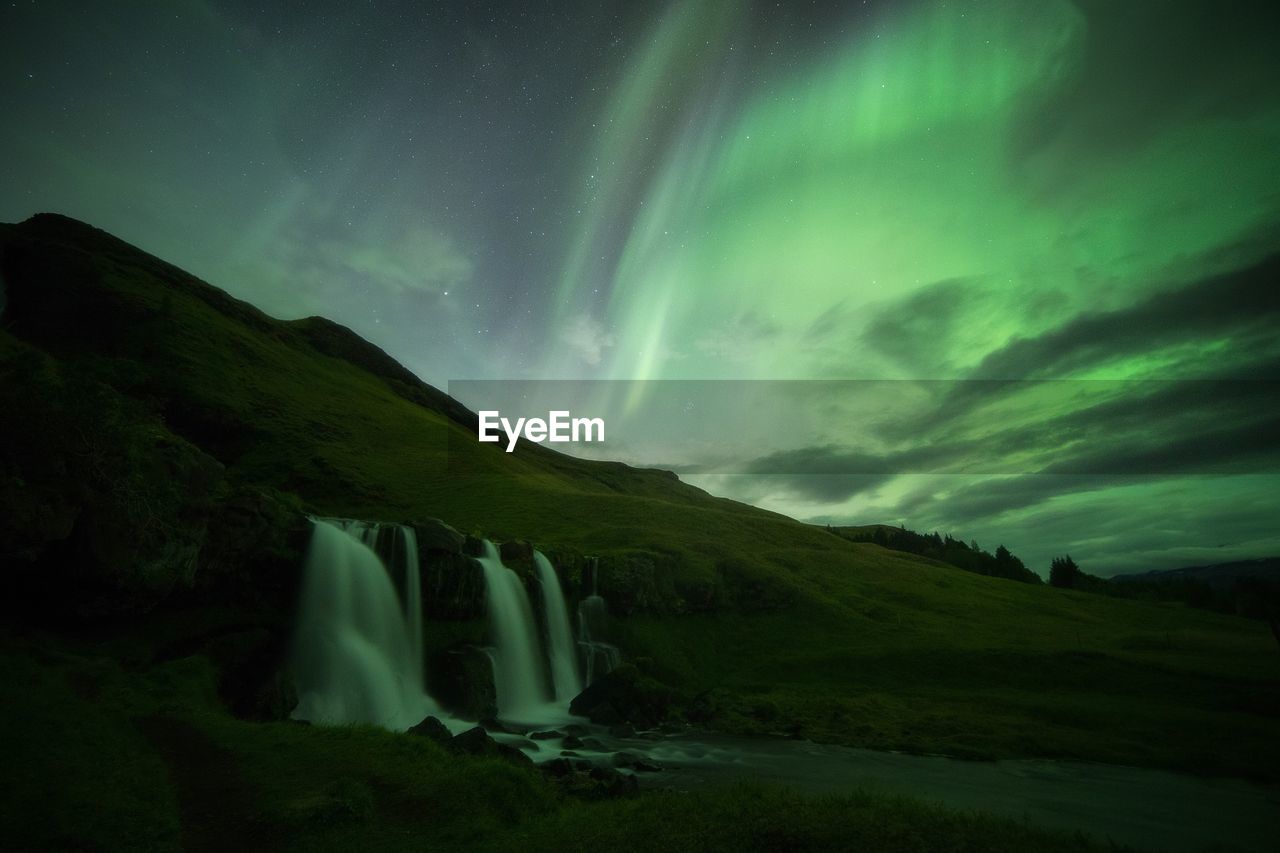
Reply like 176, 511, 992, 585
969, 251, 1280, 380
860, 278, 980, 371
331, 225, 474, 295
694, 311, 782, 362
560, 313, 615, 366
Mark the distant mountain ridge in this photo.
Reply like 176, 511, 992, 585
1113, 557, 1280, 586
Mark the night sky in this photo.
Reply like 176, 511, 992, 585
3, 0, 1279, 576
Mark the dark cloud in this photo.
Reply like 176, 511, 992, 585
970, 252, 1280, 380
739, 446, 904, 501
1012, 0, 1280, 173
861, 278, 977, 371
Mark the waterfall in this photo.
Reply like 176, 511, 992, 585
534, 550, 582, 701
341, 521, 423, 680
291, 518, 435, 730
476, 540, 550, 717
577, 557, 621, 685
400, 527, 423, 680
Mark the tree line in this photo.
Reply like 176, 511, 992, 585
829, 525, 1042, 584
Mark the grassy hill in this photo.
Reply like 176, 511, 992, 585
2, 214, 1278, 850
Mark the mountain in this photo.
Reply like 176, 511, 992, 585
2, 214, 1279, 851
1114, 558, 1280, 586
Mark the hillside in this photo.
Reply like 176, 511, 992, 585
2, 214, 1279, 850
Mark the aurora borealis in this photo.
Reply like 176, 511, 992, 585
3, 0, 1278, 576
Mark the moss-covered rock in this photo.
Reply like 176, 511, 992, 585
568, 663, 674, 729
422, 551, 486, 620
0, 335, 225, 619
427, 642, 497, 720
412, 517, 464, 554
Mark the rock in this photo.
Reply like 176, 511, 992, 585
192, 486, 310, 617
203, 627, 296, 720
580, 738, 607, 751
587, 704, 623, 726
529, 729, 563, 740
545, 765, 638, 800
541, 757, 575, 778
446, 726, 533, 768
609, 723, 636, 738
0, 360, 228, 620
422, 552, 486, 619
497, 743, 535, 768
612, 750, 662, 772
561, 734, 584, 749
448, 726, 498, 756
480, 716, 523, 735
507, 738, 540, 752
427, 643, 496, 720
569, 664, 673, 729
588, 766, 639, 797
407, 715, 452, 745
412, 517, 464, 554
499, 540, 534, 563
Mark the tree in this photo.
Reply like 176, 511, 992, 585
1050, 555, 1081, 589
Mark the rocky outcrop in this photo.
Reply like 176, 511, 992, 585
0, 337, 228, 620
203, 627, 299, 721
421, 552, 486, 620
446, 726, 534, 767
192, 486, 310, 616
568, 663, 673, 729
416, 520, 487, 620
427, 642, 497, 720
413, 517, 465, 554
540, 760, 638, 799
407, 715, 452, 745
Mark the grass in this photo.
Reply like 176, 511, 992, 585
0, 637, 1120, 853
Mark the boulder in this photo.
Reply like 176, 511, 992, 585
426, 643, 496, 720
422, 553, 486, 619
412, 517, 464, 554
448, 725, 497, 755
192, 486, 310, 617
407, 715, 452, 745
612, 750, 662, 772
569, 664, 673, 730
542, 763, 638, 799
203, 627, 297, 720
588, 766, 639, 797
541, 757, 575, 778
529, 730, 563, 740
447, 726, 533, 768
499, 540, 534, 563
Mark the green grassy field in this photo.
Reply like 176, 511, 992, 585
0, 636, 1117, 852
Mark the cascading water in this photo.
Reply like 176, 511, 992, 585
476, 540, 550, 717
577, 557, 621, 685
342, 521, 423, 678
291, 518, 435, 730
396, 526, 423, 680
534, 550, 582, 701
